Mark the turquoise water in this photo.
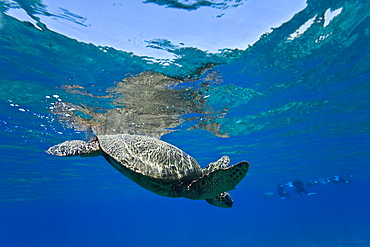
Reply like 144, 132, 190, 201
1, 0, 370, 246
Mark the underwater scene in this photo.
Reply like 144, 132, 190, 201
1, 0, 370, 246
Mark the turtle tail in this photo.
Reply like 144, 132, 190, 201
46, 139, 101, 157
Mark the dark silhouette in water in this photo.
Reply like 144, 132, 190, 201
293, 180, 316, 197
277, 184, 293, 200
307, 175, 353, 187
329, 175, 352, 184
271, 175, 353, 201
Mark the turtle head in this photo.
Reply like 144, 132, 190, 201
206, 192, 233, 208
183, 160, 249, 201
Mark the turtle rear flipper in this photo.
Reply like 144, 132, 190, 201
46, 139, 101, 157
186, 161, 249, 200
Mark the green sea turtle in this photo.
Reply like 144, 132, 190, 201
46, 134, 249, 208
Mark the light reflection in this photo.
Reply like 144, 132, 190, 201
51, 71, 227, 138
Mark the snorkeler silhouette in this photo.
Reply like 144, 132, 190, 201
270, 175, 353, 201
277, 184, 293, 200
293, 180, 316, 197
328, 175, 352, 184
307, 175, 353, 187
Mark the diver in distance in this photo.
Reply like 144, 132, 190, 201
328, 175, 353, 184
277, 184, 293, 201
293, 180, 316, 197
307, 175, 353, 187
271, 175, 353, 201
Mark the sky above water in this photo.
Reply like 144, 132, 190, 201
5, 0, 308, 58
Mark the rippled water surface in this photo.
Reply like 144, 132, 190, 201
1, 0, 370, 246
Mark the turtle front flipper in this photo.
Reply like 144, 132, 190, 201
205, 192, 233, 208
203, 155, 230, 174
46, 139, 101, 157
185, 161, 249, 200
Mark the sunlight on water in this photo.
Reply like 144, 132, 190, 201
323, 7, 343, 27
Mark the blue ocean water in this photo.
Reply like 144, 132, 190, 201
1, 0, 370, 246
